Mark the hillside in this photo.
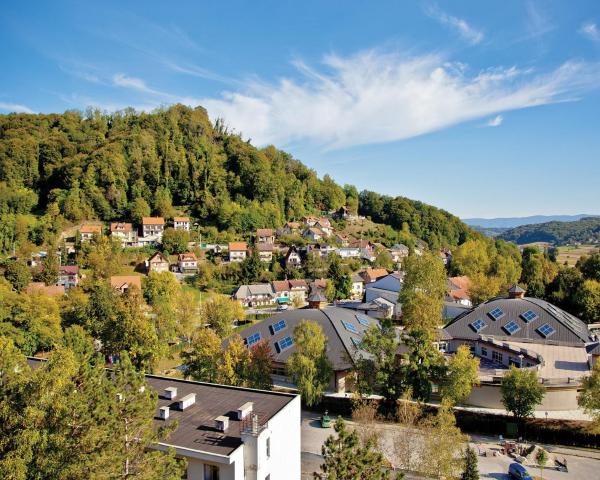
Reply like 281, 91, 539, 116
498, 217, 600, 245
463, 214, 598, 229
0, 105, 474, 251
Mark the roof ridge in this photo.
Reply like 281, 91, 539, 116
320, 307, 356, 367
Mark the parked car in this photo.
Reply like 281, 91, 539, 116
277, 303, 289, 311
508, 463, 533, 480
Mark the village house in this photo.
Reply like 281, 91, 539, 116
447, 275, 473, 307
110, 222, 137, 246
314, 217, 333, 236
79, 224, 102, 242
233, 284, 275, 307
301, 216, 319, 227
337, 247, 361, 259
229, 242, 248, 262
359, 268, 390, 284
257, 243, 274, 263
307, 243, 336, 259
279, 221, 301, 237
256, 228, 275, 244
110, 275, 142, 293
178, 252, 198, 273
388, 244, 410, 264
58, 265, 79, 290
334, 233, 350, 247
284, 246, 302, 269
271, 279, 309, 305
350, 273, 365, 300
303, 227, 325, 242
147, 251, 170, 273
173, 216, 191, 231
141, 217, 165, 239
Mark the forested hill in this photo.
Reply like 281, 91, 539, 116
0, 104, 473, 250
499, 217, 600, 245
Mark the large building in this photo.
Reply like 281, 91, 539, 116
224, 306, 379, 393
443, 285, 595, 411
27, 358, 300, 480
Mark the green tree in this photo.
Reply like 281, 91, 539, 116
38, 249, 59, 285
315, 417, 393, 480
200, 295, 245, 338
182, 328, 222, 383
287, 320, 332, 406
4, 260, 31, 292
327, 254, 352, 300
578, 362, 600, 431
440, 345, 480, 405
578, 253, 600, 282
461, 445, 479, 480
130, 197, 151, 224
402, 328, 444, 401
217, 334, 251, 386
374, 250, 394, 270
246, 340, 273, 390
240, 247, 263, 283
162, 227, 190, 254
500, 366, 545, 421
535, 448, 548, 480
575, 279, 600, 323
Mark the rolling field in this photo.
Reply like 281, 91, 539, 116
557, 244, 599, 266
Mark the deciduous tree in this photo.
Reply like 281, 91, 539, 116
501, 366, 545, 421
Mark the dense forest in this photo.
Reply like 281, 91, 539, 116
499, 217, 600, 245
0, 104, 474, 253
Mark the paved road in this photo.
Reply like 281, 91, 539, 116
300, 410, 600, 479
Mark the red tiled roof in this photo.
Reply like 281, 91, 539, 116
272, 280, 290, 292
178, 253, 197, 261
229, 242, 248, 251
149, 252, 169, 263
59, 265, 79, 275
25, 282, 65, 296
110, 222, 132, 232
110, 275, 142, 290
142, 217, 165, 225
256, 228, 273, 236
80, 224, 103, 234
174, 216, 190, 222
361, 268, 389, 283
289, 279, 308, 288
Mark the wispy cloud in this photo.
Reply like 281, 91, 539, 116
0, 102, 34, 113
580, 22, 600, 42
525, 1, 554, 39
424, 3, 484, 45
486, 115, 504, 127
200, 50, 600, 149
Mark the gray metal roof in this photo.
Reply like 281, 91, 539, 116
223, 306, 380, 371
444, 296, 591, 345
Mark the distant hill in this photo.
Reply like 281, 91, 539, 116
498, 217, 600, 245
470, 225, 509, 238
463, 214, 598, 229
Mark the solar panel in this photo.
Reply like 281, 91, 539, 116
351, 337, 362, 348
342, 321, 359, 334
521, 310, 537, 323
356, 315, 370, 327
488, 308, 505, 320
246, 332, 261, 346
470, 319, 487, 332
502, 321, 521, 335
537, 323, 556, 338
272, 319, 286, 333
276, 336, 293, 351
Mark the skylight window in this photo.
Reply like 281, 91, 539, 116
274, 336, 293, 353
342, 321, 359, 334
488, 308, 505, 320
521, 310, 538, 323
502, 321, 520, 335
537, 323, 556, 338
270, 319, 286, 335
246, 332, 261, 346
351, 337, 362, 348
470, 319, 487, 332
356, 315, 370, 327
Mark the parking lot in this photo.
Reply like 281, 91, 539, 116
301, 411, 600, 479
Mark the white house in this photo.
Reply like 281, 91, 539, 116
110, 222, 137, 246
142, 217, 165, 240
229, 242, 248, 262
178, 252, 198, 273
174, 216, 191, 231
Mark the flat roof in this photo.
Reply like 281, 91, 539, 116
26, 358, 297, 457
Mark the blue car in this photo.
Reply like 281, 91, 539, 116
508, 463, 533, 480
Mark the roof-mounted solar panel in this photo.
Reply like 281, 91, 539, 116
502, 321, 521, 335
488, 308, 505, 320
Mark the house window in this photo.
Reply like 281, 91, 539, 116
481, 347, 488, 357
204, 464, 219, 480
492, 351, 503, 363
266, 436, 271, 458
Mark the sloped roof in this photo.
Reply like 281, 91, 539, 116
110, 222, 133, 232
80, 224, 102, 234
444, 295, 591, 345
142, 217, 165, 225
149, 252, 169, 264
110, 275, 142, 290
508, 284, 526, 294
25, 282, 65, 296
59, 265, 79, 275
223, 306, 380, 370
178, 253, 197, 261
173, 216, 190, 222
257, 243, 274, 252
256, 228, 274, 236
234, 284, 274, 298
360, 268, 390, 283
288, 279, 308, 289
229, 242, 248, 251
449, 276, 471, 291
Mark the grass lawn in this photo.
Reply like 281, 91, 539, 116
155, 349, 184, 377
557, 244, 599, 266
233, 320, 255, 334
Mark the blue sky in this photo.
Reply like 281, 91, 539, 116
2, 1, 600, 218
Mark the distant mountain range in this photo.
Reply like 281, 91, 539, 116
497, 217, 600, 245
463, 214, 599, 229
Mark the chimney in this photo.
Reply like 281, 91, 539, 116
159, 406, 170, 420
164, 387, 177, 400
178, 393, 196, 410
508, 284, 526, 299
237, 402, 253, 420
215, 415, 229, 431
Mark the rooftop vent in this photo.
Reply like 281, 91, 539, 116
215, 415, 229, 431
237, 402, 253, 420
178, 393, 196, 410
164, 387, 177, 400
159, 406, 170, 420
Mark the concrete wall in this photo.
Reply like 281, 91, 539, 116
465, 383, 580, 411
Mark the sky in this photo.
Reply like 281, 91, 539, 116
2, 1, 600, 219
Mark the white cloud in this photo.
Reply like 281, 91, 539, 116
112, 73, 158, 94
200, 50, 600, 149
486, 115, 503, 127
580, 22, 600, 42
0, 102, 34, 113
424, 4, 484, 45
